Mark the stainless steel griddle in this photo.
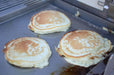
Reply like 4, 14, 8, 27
0, 0, 114, 75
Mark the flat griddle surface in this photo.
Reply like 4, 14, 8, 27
0, 2, 114, 75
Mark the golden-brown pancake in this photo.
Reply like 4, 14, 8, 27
3, 37, 51, 68
57, 30, 112, 67
28, 10, 71, 34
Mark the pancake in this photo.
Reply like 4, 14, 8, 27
28, 10, 71, 34
3, 37, 51, 68
56, 30, 112, 67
